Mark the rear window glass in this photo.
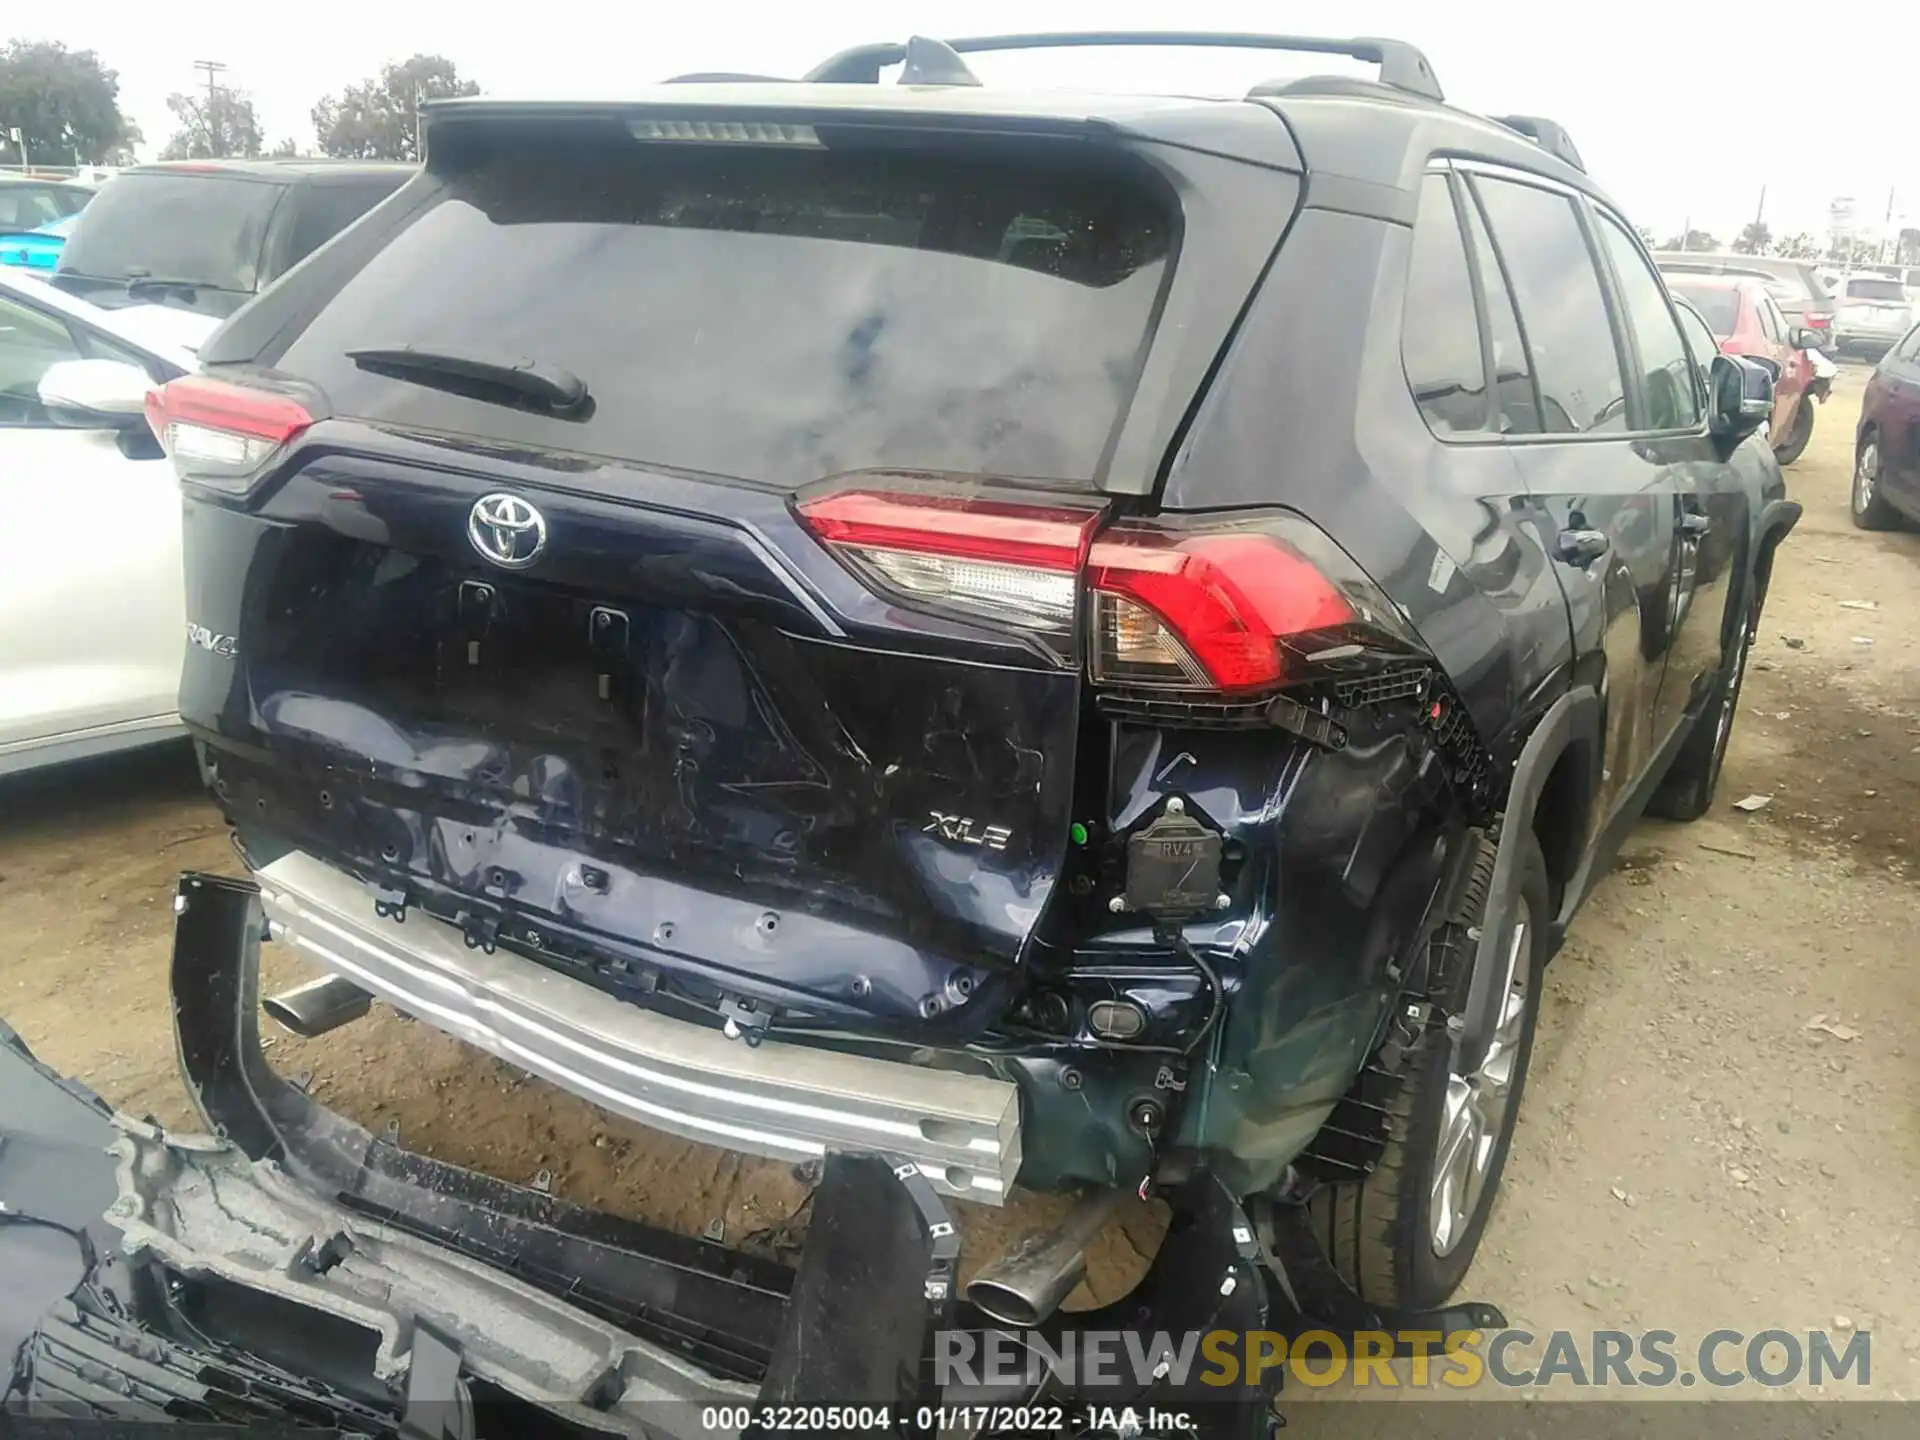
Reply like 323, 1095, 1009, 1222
283, 179, 406, 271
1845, 278, 1907, 303
1666, 282, 1739, 336
58, 172, 282, 293
269, 132, 1176, 488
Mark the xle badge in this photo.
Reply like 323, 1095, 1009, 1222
925, 813, 1013, 851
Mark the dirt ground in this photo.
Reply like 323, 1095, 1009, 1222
2, 365, 1916, 1401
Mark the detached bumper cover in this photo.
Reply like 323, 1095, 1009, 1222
254, 849, 1022, 1203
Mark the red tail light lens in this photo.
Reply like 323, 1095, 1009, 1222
145, 375, 314, 492
797, 486, 1102, 635
1088, 525, 1359, 691
797, 485, 1422, 695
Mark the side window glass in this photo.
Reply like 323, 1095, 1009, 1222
1472, 177, 1629, 435
283, 181, 402, 270
1460, 193, 1543, 435
1402, 173, 1490, 436
1754, 294, 1781, 342
1673, 302, 1720, 379
76, 327, 162, 380
1595, 213, 1701, 430
0, 295, 83, 427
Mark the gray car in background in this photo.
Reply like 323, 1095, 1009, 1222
1828, 272, 1916, 354
1653, 251, 1836, 350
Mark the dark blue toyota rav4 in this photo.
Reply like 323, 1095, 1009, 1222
144, 30, 1796, 1412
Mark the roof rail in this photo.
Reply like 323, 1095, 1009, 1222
1489, 115, 1586, 174
805, 31, 1444, 102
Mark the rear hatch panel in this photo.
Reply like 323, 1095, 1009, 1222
200, 439, 1090, 1032
179, 101, 1299, 1037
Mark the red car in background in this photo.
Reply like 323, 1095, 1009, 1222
1661, 271, 1825, 465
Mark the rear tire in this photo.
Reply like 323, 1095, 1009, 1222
1772, 398, 1815, 467
1852, 434, 1902, 530
1647, 586, 1758, 822
1295, 832, 1548, 1314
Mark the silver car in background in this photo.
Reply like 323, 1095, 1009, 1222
1830, 272, 1916, 354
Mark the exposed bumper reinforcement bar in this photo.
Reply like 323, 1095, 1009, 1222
252, 849, 1021, 1203
168, 869, 1287, 1434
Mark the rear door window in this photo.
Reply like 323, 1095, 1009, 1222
58, 171, 284, 294
1471, 176, 1628, 435
1594, 214, 1699, 430
1401, 173, 1489, 436
265, 133, 1177, 488
1458, 192, 1541, 435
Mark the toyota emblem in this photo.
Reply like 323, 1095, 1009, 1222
467, 493, 547, 569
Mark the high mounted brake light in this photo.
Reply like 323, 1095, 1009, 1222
798, 485, 1423, 693
145, 375, 314, 492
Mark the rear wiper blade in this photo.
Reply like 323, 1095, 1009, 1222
124, 271, 204, 295
346, 344, 592, 419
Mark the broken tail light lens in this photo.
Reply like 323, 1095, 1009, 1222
1088, 515, 1424, 693
145, 375, 315, 493
797, 485, 1103, 636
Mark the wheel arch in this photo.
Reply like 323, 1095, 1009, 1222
1455, 685, 1600, 1075
1748, 498, 1803, 618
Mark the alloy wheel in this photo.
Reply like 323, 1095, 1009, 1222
1710, 611, 1754, 771
1430, 909, 1531, 1257
1854, 442, 1880, 515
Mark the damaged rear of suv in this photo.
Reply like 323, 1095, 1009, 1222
153, 30, 1795, 1395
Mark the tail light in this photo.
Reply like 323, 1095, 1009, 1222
798, 485, 1424, 694
1088, 516, 1419, 692
1805, 313, 1833, 329
145, 375, 314, 492
797, 486, 1103, 636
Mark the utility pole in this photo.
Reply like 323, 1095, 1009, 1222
193, 59, 228, 156
414, 85, 426, 161
1884, 188, 1898, 264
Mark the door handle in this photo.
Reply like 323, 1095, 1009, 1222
1679, 512, 1713, 538
1555, 528, 1611, 566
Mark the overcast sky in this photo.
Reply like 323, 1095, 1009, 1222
18, 0, 1919, 242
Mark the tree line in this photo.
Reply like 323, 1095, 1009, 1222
0, 41, 476, 165
1659, 219, 1920, 266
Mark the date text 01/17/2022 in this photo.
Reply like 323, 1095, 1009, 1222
696, 1405, 1198, 1433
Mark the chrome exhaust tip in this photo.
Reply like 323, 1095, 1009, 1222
965, 1188, 1123, 1328
263, 975, 373, 1038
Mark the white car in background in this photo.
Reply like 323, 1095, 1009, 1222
1830, 272, 1917, 355
0, 268, 215, 776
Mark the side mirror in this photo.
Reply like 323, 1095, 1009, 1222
1789, 327, 1823, 350
1708, 353, 1774, 441
36, 359, 153, 428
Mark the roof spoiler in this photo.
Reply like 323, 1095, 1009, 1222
1490, 114, 1586, 174
806, 31, 1444, 102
